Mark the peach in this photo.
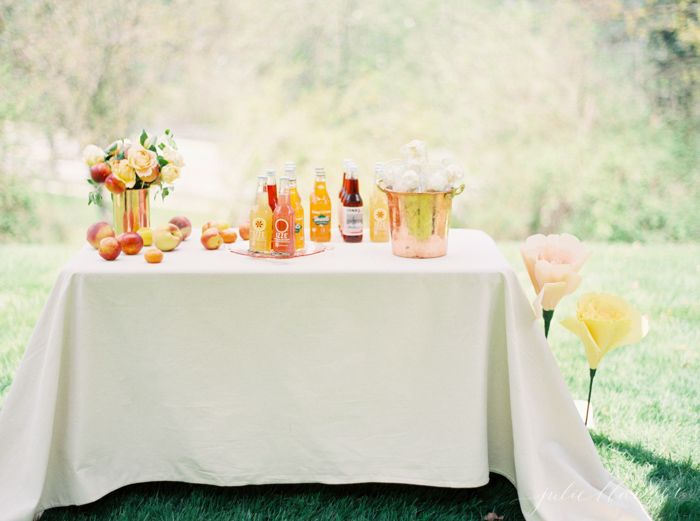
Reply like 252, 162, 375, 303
137, 227, 153, 246
202, 220, 231, 234
220, 228, 238, 244
87, 222, 115, 249
238, 221, 250, 240
117, 232, 144, 255
90, 162, 111, 183
154, 223, 182, 252
144, 247, 164, 264
169, 216, 192, 240
104, 174, 126, 194
201, 228, 223, 250
98, 237, 121, 261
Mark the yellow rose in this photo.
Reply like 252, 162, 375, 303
82, 144, 105, 166
521, 233, 588, 312
561, 293, 649, 369
128, 145, 158, 177
161, 164, 180, 184
160, 146, 184, 168
113, 159, 136, 188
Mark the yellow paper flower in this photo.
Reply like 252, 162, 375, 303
113, 159, 136, 188
561, 293, 649, 369
128, 144, 158, 177
160, 164, 180, 184
521, 233, 588, 312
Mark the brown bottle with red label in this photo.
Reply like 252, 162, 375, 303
341, 162, 363, 243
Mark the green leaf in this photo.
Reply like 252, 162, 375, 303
158, 143, 165, 150
87, 178, 97, 187
158, 156, 168, 167
139, 129, 148, 146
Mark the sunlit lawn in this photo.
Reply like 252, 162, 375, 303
0, 241, 698, 520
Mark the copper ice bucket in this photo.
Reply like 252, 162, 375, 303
112, 188, 150, 234
379, 183, 464, 258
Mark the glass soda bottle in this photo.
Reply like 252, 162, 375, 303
369, 162, 390, 242
309, 167, 332, 242
285, 162, 305, 251
272, 176, 296, 256
265, 169, 278, 211
341, 163, 363, 242
338, 159, 350, 232
249, 175, 272, 253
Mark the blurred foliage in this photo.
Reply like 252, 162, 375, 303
0, 174, 35, 242
0, 0, 698, 242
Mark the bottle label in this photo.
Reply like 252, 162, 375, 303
274, 218, 292, 244
312, 212, 330, 226
372, 208, 388, 231
342, 207, 363, 235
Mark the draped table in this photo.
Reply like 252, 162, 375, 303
0, 229, 650, 521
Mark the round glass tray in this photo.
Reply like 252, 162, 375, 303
228, 242, 329, 259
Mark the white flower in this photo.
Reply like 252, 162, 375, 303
160, 146, 184, 168
426, 170, 450, 192
82, 144, 105, 166
401, 140, 427, 162
395, 169, 420, 192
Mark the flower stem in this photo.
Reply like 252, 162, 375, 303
585, 368, 597, 426
543, 309, 554, 338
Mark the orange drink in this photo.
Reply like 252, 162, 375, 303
309, 167, 331, 242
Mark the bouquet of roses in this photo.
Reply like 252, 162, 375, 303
83, 129, 184, 205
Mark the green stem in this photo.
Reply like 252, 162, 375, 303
543, 309, 554, 338
585, 368, 597, 426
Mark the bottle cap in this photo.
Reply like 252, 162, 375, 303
265, 169, 275, 177
284, 161, 296, 172
315, 166, 325, 175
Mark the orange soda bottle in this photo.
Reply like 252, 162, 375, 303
309, 167, 332, 242
272, 176, 295, 256
285, 162, 305, 251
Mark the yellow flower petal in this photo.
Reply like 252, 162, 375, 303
561, 316, 603, 369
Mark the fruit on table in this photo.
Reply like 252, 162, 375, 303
104, 174, 126, 194
87, 222, 115, 249
238, 221, 250, 240
137, 227, 153, 246
202, 220, 230, 234
98, 237, 121, 261
201, 228, 223, 250
154, 224, 183, 252
144, 248, 164, 264
117, 232, 144, 255
220, 228, 238, 244
169, 216, 192, 240
90, 162, 111, 183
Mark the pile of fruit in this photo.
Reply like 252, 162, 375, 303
86, 216, 250, 263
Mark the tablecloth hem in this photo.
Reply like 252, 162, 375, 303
35, 471, 503, 516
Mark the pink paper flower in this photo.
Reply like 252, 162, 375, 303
521, 233, 589, 312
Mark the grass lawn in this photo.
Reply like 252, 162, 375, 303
0, 241, 698, 520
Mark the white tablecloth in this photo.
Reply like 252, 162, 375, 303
0, 230, 650, 521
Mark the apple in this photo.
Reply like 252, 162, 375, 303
87, 222, 115, 249
220, 228, 238, 244
201, 228, 223, 250
98, 237, 121, 261
90, 162, 111, 183
144, 247, 164, 264
117, 232, 144, 255
238, 221, 250, 241
104, 174, 126, 194
169, 216, 192, 240
154, 223, 182, 252
137, 227, 153, 246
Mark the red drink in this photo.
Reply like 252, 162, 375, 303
338, 160, 350, 231
266, 169, 278, 211
341, 164, 363, 243
272, 177, 295, 256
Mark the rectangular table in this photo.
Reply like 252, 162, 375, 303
0, 229, 650, 520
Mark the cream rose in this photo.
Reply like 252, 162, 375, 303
521, 233, 589, 312
161, 164, 180, 184
160, 146, 184, 168
113, 159, 136, 188
128, 145, 158, 176
82, 144, 105, 166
